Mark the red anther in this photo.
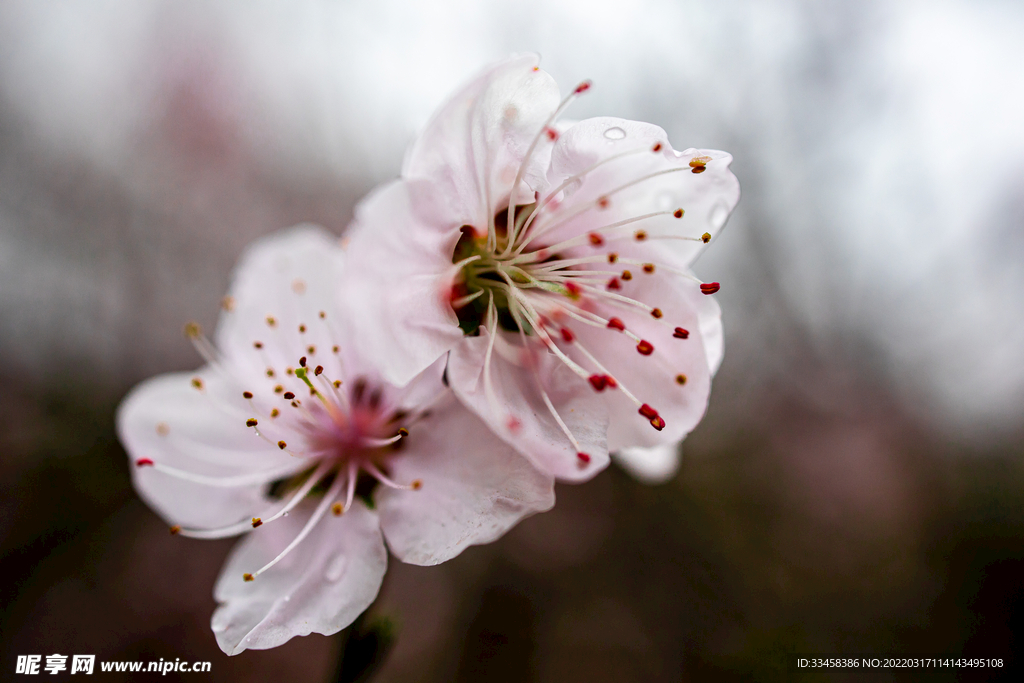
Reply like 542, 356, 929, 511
606, 277, 621, 290
574, 80, 592, 94
607, 317, 626, 331
169, 525, 181, 535
560, 328, 575, 343
588, 374, 608, 392
643, 263, 655, 274
577, 452, 592, 464
651, 308, 663, 319
652, 142, 663, 152
692, 166, 706, 174
506, 416, 522, 433
650, 416, 666, 431
283, 391, 295, 400
673, 209, 684, 218
564, 282, 581, 299
588, 232, 604, 246
700, 282, 721, 295
607, 252, 618, 263
314, 365, 323, 376
639, 404, 659, 420
637, 340, 654, 355
545, 127, 558, 141
673, 327, 690, 339
634, 230, 648, 241
621, 270, 633, 280
598, 196, 610, 209
251, 517, 263, 528
605, 376, 618, 389
135, 458, 154, 467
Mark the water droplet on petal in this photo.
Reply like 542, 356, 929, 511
283, 595, 291, 602
710, 201, 730, 230
326, 555, 348, 582
604, 126, 626, 140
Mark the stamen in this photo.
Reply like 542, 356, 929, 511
700, 282, 721, 294
363, 461, 421, 491
245, 472, 345, 581
135, 459, 302, 488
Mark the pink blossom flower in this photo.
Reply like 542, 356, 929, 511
116, 226, 554, 655
342, 55, 739, 482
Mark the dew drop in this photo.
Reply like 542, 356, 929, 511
283, 595, 291, 602
604, 126, 626, 140
326, 555, 348, 582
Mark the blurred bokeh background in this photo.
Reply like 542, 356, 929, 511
2, 0, 1023, 680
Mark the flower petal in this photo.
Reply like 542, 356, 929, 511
340, 180, 465, 386
569, 272, 716, 451
214, 224, 349, 385
447, 329, 610, 482
535, 117, 740, 272
613, 442, 681, 484
211, 501, 386, 655
116, 370, 305, 529
403, 54, 561, 226
377, 396, 555, 566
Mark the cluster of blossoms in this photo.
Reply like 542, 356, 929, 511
117, 55, 738, 655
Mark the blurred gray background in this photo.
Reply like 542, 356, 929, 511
2, 1, 1023, 681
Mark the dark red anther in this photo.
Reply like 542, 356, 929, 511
299, 356, 307, 367
700, 282, 721, 295
605, 376, 618, 389
673, 327, 690, 339
650, 308, 663, 319
673, 209, 684, 218
577, 452, 592, 464
560, 328, 575, 343
650, 416, 666, 431
606, 277, 621, 290
574, 80, 592, 94
598, 196, 610, 209
652, 142, 663, 152
565, 282, 581, 299
636, 340, 654, 355
136, 458, 154, 467
639, 404, 659, 420
607, 252, 618, 263
545, 127, 558, 141
283, 391, 295, 400
588, 232, 604, 246
314, 365, 323, 376
588, 374, 608, 392
607, 317, 626, 331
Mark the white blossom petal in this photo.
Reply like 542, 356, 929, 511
211, 501, 386, 655
377, 396, 555, 565
116, 370, 305, 529
403, 53, 561, 227
341, 180, 465, 386
613, 442, 682, 484
447, 329, 610, 482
